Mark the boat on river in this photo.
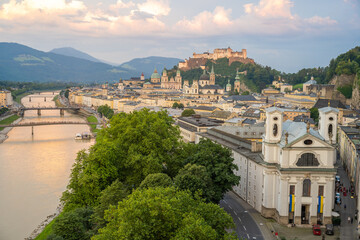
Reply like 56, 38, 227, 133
75, 132, 91, 140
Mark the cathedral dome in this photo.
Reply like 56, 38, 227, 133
199, 70, 209, 80
151, 69, 160, 79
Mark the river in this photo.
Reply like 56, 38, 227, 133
0, 92, 94, 240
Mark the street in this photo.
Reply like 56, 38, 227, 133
221, 192, 266, 240
335, 164, 358, 239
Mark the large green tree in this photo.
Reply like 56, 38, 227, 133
93, 187, 236, 240
174, 163, 215, 202
139, 173, 173, 189
181, 139, 240, 203
61, 109, 182, 210
97, 105, 114, 119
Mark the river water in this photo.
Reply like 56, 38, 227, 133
0, 93, 94, 240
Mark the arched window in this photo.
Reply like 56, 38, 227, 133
273, 124, 278, 137
303, 179, 311, 197
296, 153, 320, 166
328, 124, 333, 136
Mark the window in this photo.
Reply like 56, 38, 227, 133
328, 124, 333, 136
273, 124, 278, 137
304, 139, 313, 145
303, 179, 311, 197
296, 153, 320, 166
318, 186, 324, 196
290, 185, 295, 195
329, 117, 334, 121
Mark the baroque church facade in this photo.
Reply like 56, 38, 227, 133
183, 66, 225, 100
197, 106, 338, 226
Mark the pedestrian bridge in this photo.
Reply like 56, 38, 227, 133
18, 107, 80, 116
0, 121, 98, 128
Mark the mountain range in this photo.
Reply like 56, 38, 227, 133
0, 42, 182, 83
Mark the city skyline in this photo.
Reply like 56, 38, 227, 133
0, 0, 359, 72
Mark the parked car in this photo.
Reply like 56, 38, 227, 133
325, 224, 334, 235
313, 225, 321, 235
335, 175, 340, 182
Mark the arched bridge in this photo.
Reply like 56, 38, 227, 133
18, 107, 80, 116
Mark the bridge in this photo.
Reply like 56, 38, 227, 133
28, 95, 57, 102
0, 121, 98, 128
18, 107, 80, 116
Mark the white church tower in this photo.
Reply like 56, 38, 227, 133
318, 107, 339, 144
263, 107, 284, 163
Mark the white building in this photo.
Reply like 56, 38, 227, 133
197, 106, 338, 226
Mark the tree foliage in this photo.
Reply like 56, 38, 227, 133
139, 173, 173, 189
51, 208, 94, 240
172, 102, 184, 109
174, 163, 215, 202
97, 104, 114, 119
61, 109, 182, 210
181, 109, 195, 117
93, 187, 237, 240
180, 139, 240, 203
310, 108, 319, 123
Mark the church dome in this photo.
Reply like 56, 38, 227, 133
199, 70, 209, 80
151, 69, 160, 79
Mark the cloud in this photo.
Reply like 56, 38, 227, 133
175, 0, 337, 36
137, 0, 170, 16
110, 0, 135, 10
176, 6, 233, 35
244, 0, 294, 19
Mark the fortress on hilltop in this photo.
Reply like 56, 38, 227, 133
179, 47, 254, 71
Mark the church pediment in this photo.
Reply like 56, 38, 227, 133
285, 133, 333, 149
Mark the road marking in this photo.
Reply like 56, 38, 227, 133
234, 211, 238, 216
238, 217, 241, 222
229, 205, 233, 210
243, 226, 247, 231
244, 210, 248, 213
223, 200, 228, 204
247, 234, 250, 239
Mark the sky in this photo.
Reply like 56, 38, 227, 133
0, 0, 359, 73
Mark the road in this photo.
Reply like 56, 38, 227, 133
335, 164, 357, 239
221, 192, 265, 240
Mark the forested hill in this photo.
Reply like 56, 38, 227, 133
172, 58, 280, 92
283, 46, 360, 85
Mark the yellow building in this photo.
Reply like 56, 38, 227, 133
0, 90, 13, 106
261, 88, 280, 96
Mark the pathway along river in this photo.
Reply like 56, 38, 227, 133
0, 92, 94, 240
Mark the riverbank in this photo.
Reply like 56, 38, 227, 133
0, 115, 22, 143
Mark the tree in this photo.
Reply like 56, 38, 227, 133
181, 139, 240, 203
174, 164, 215, 202
97, 105, 114, 119
310, 108, 319, 123
172, 102, 179, 109
51, 207, 94, 240
64, 89, 70, 99
93, 187, 236, 240
181, 109, 195, 117
62, 109, 182, 210
178, 103, 184, 109
139, 173, 173, 189
241, 91, 250, 95
92, 180, 129, 230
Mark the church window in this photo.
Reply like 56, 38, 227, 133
329, 117, 334, 121
304, 139, 313, 145
303, 179, 311, 197
328, 124, 333, 136
290, 185, 295, 195
296, 153, 320, 166
318, 186, 324, 196
273, 124, 278, 137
